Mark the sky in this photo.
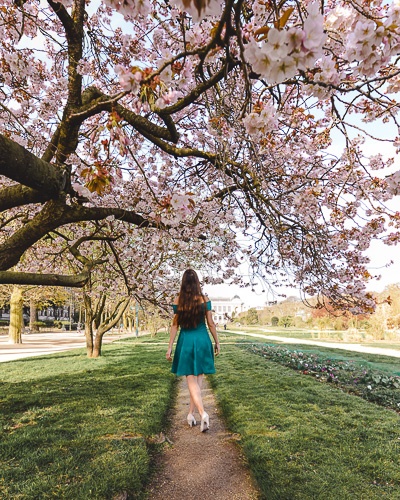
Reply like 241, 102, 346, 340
204, 239, 400, 307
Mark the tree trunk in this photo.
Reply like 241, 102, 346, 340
92, 332, 103, 358
29, 298, 39, 332
85, 325, 95, 357
122, 312, 128, 331
91, 298, 130, 357
83, 289, 131, 357
8, 286, 23, 344
83, 292, 95, 357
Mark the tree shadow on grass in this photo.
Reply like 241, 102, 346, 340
0, 347, 174, 500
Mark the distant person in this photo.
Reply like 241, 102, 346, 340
223, 323, 227, 330
166, 269, 220, 432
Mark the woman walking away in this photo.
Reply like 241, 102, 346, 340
166, 269, 220, 432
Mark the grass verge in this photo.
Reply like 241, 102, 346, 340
226, 326, 400, 346
0, 340, 175, 500
209, 345, 400, 500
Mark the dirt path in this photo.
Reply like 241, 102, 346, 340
146, 377, 260, 500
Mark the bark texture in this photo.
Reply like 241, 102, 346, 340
29, 298, 39, 332
8, 287, 24, 344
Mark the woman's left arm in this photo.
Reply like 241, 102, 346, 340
206, 310, 220, 355
166, 315, 178, 361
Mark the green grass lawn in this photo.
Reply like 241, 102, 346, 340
226, 325, 400, 346
1, 333, 399, 499
209, 345, 400, 500
0, 340, 175, 500
227, 326, 317, 339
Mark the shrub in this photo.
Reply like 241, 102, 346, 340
278, 315, 293, 328
32, 321, 48, 328
245, 308, 259, 325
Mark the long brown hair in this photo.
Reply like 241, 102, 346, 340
176, 269, 206, 329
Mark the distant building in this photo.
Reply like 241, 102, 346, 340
208, 295, 245, 324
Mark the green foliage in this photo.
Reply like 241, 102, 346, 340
271, 316, 279, 326
278, 315, 293, 328
210, 346, 400, 499
32, 321, 51, 328
0, 342, 176, 499
40, 319, 56, 327
245, 308, 259, 325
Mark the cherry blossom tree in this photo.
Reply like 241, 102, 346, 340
1, 0, 400, 316
64, 222, 212, 355
82, 288, 130, 357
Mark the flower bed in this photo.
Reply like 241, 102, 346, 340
246, 344, 400, 412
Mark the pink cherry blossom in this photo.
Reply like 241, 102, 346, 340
0, 0, 399, 317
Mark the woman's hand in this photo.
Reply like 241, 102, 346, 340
214, 342, 220, 356
166, 347, 173, 361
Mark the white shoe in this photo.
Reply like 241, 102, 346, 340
200, 412, 209, 432
187, 413, 196, 427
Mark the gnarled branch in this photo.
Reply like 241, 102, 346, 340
0, 271, 89, 287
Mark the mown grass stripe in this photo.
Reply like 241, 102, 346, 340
209, 345, 400, 500
0, 342, 176, 500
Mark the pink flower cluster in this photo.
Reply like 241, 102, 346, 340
244, 3, 326, 84
114, 64, 143, 93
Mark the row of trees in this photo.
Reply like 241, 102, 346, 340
0, 276, 173, 354
2, 282, 399, 348
239, 284, 400, 339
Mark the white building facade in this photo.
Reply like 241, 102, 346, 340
208, 295, 245, 324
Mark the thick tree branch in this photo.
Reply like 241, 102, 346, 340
0, 199, 71, 270
68, 205, 153, 227
95, 293, 107, 322
0, 184, 50, 211
0, 134, 67, 195
0, 199, 155, 271
69, 87, 178, 143
97, 298, 130, 336
0, 271, 89, 287
50, 0, 85, 163
47, 0, 75, 35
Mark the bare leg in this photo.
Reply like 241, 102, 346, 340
186, 374, 205, 417
188, 374, 204, 415
188, 394, 195, 416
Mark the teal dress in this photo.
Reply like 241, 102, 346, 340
171, 301, 216, 376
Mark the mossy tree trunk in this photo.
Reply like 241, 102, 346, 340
8, 286, 23, 344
